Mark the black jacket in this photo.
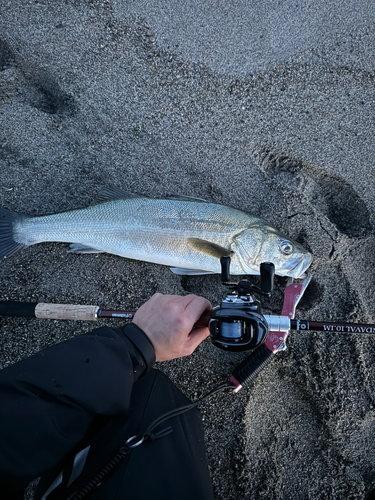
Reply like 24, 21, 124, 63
0, 325, 214, 500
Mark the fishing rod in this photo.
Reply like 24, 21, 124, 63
1, 258, 374, 392
1, 300, 371, 334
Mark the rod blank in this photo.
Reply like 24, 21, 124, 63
291, 319, 375, 334
0, 301, 38, 318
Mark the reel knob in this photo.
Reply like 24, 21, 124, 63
260, 262, 275, 294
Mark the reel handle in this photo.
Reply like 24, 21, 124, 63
260, 262, 275, 293
220, 256, 231, 282
230, 344, 275, 392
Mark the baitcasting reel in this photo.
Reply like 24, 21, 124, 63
209, 257, 275, 352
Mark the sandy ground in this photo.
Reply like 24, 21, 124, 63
0, 1, 374, 498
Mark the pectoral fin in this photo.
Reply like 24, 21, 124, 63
187, 238, 233, 259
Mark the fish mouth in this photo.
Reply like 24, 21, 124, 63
280, 253, 312, 278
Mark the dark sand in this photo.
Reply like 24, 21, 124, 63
0, 1, 374, 498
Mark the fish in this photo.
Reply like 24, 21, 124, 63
0, 188, 312, 278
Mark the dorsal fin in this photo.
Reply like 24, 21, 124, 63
94, 190, 209, 204
166, 195, 208, 203
94, 187, 142, 204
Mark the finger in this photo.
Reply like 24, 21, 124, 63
184, 295, 212, 322
176, 294, 200, 308
186, 326, 210, 353
194, 310, 211, 328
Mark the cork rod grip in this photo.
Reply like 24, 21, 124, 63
35, 303, 98, 321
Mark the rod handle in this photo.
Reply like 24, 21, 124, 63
0, 301, 38, 318
230, 343, 275, 392
35, 303, 98, 321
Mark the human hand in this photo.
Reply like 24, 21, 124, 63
132, 293, 212, 362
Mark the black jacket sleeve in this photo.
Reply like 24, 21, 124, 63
0, 323, 155, 499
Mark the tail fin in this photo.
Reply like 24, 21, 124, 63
0, 208, 28, 259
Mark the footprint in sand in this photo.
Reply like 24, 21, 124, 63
0, 36, 76, 117
252, 145, 373, 239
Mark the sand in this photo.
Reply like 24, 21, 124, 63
0, 0, 374, 498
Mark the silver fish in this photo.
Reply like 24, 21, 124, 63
0, 188, 312, 277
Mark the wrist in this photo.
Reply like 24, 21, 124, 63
120, 323, 156, 375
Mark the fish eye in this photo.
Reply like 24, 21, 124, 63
279, 240, 293, 255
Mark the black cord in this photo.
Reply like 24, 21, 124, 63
69, 447, 130, 500
143, 380, 235, 438
69, 380, 235, 500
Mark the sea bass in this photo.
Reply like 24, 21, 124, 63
0, 188, 312, 277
